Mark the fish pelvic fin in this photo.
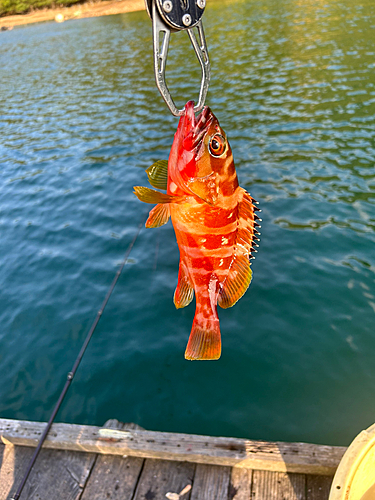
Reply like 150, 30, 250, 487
146, 204, 170, 228
146, 160, 168, 190
185, 315, 221, 361
174, 261, 194, 309
133, 186, 183, 204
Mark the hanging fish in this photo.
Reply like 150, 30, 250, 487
134, 101, 261, 360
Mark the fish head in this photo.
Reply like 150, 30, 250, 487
168, 101, 237, 204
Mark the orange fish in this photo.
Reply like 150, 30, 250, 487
134, 101, 261, 360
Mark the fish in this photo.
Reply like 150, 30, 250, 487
134, 101, 261, 360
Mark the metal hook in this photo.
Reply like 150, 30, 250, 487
151, 1, 210, 116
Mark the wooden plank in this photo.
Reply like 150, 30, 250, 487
0, 419, 346, 475
190, 464, 231, 500
0, 443, 35, 500
0, 445, 95, 500
306, 475, 333, 500
132, 459, 195, 500
81, 455, 144, 500
103, 419, 145, 431
80, 419, 144, 500
22, 448, 95, 500
228, 468, 252, 500
252, 470, 306, 500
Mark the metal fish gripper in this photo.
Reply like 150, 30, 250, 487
145, 0, 211, 116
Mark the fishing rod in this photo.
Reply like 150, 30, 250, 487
10, 212, 147, 500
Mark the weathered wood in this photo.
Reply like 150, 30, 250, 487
81, 455, 144, 500
132, 459, 195, 500
103, 419, 145, 431
22, 448, 95, 500
228, 468, 252, 500
306, 475, 333, 500
252, 470, 306, 500
0, 444, 95, 500
190, 464, 231, 500
80, 419, 144, 500
0, 443, 35, 500
0, 419, 345, 475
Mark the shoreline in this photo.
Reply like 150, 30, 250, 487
0, 0, 145, 30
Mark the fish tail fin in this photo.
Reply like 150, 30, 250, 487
185, 314, 221, 361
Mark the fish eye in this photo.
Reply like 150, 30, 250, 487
209, 134, 226, 157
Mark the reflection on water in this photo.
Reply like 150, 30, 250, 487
0, 0, 374, 446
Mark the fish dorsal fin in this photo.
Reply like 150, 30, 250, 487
187, 172, 220, 206
218, 189, 259, 309
146, 160, 168, 190
146, 204, 170, 228
134, 186, 183, 204
174, 261, 194, 309
236, 188, 260, 256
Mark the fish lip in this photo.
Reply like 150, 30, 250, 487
193, 108, 214, 148
183, 103, 214, 152
194, 106, 210, 133
184, 100, 196, 127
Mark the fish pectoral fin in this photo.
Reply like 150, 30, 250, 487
187, 173, 220, 206
146, 160, 168, 190
218, 254, 252, 309
174, 262, 194, 309
133, 186, 181, 204
146, 204, 170, 228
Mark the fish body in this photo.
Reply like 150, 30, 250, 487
134, 101, 260, 360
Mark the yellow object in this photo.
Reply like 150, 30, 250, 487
329, 423, 375, 500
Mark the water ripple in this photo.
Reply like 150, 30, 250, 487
0, 0, 375, 445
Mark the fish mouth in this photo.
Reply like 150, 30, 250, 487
182, 101, 214, 152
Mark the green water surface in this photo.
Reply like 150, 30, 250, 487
0, 0, 375, 446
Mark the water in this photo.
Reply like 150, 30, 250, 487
1, 0, 375, 447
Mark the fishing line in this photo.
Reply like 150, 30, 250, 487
11, 212, 147, 500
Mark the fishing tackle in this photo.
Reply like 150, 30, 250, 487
144, 0, 210, 116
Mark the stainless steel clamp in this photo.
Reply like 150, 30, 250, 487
145, 0, 211, 116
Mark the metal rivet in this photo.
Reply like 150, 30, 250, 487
182, 13, 192, 26
197, 0, 205, 8
162, 0, 173, 12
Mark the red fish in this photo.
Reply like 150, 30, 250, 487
134, 101, 261, 360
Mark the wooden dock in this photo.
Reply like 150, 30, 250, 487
0, 418, 346, 500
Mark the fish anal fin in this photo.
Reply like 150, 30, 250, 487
146, 204, 170, 228
174, 262, 194, 309
185, 317, 221, 360
218, 254, 252, 309
146, 160, 168, 190
134, 186, 182, 204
